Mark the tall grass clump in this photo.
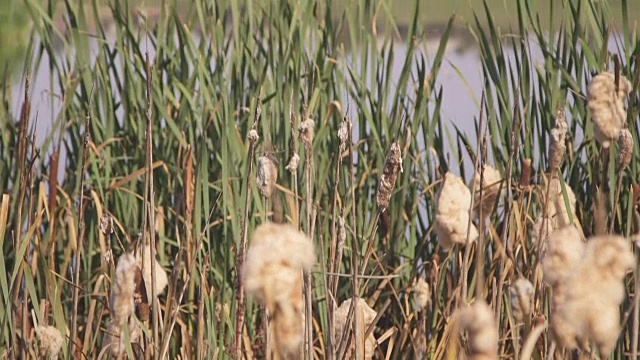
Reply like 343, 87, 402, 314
0, 0, 639, 358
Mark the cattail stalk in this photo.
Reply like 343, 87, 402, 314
299, 115, 315, 359
235, 96, 261, 360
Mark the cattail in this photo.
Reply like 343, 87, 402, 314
617, 127, 633, 170
520, 158, 532, 188
471, 165, 502, 219
531, 215, 554, 254
542, 225, 584, 288
299, 118, 315, 148
587, 71, 632, 148
338, 116, 350, 152
434, 172, 479, 250
545, 177, 577, 228
135, 244, 168, 301
509, 278, 535, 322
334, 298, 377, 359
242, 222, 315, 357
376, 142, 403, 209
102, 318, 142, 357
103, 254, 143, 357
548, 235, 634, 356
413, 277, 431, 312
35, 325, 63, 360
457, 301, 498, 360
247, 129, 259, 143
548, 107, 567, 172
111, 254, 137, 326
257, 156, 278, 198
285, 152, 300, 173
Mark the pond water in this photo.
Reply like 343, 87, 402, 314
6, 20, 632, 183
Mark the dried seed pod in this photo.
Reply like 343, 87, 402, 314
334, 298, 377, 359
257, 156, 278, 198
549, 235, 634, 357
434, 172, 479, 250
376, 142, 403, 209
509, 278, 535, 322
247, 129, 259, 143
35, 325, 63, 360
617, 127, 633, 170
549, 107, 567, 172
338, 117, 350, 152
285, 152, 300, 173
243, 222, 315, 358
457, 301, 498, 360
413, 277, 431, 312
471, 165, 502, 219
299, 118, 315, 148
587, 71, 632, 148
99, 214, 113, 235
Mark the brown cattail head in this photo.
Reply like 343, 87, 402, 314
616, 127, 633, 170
413, 277, 431, 312
434, 172, 479, 250
334, 298, 378, 359
457, 301, 498, 360
548, 107, 567, 172
587, 71, 632, 148
471, 165, 502, 219
520, 158, 532, 188
376, 142, 403, 209
509, 278, 535, 322
548, 235, 634, 356
299, 118, 315, 148
35, 325, 63, 360
257, 156, 278, 198
243, 222, 315, 357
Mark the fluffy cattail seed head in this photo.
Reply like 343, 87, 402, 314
587, 71, 632, 148
617, 127, 633, 170
299, 118, 315, 148
542, 225, 584, 287
257, 156, 278, 198
334, 298, 378, 359
549, 107, 567, 172
376, 142, 403, 209
111, 254, 137, 326
472, 165, 502, 219
457, 301, 498, 360
509, 278, 535, 322
35, 325, 63, 360
135, 244, 168, 301
434, 172, 479, 250
549, 235, 634, 357
243, 222, 315, 357
247, 129, 259, 143
413, 277, 431, 312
